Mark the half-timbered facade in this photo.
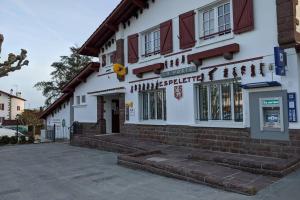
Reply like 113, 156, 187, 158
42, 0, 300, 158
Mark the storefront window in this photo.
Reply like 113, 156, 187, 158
222, 83, 231, 120
196, 81, 243, 122
234, 83, 243, 122
142, 93, 149, 120
140, 89, 166, 121
198, 85, 208, 120
210, 84, 220, 120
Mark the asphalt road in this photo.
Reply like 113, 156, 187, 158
0, 143, 299, 200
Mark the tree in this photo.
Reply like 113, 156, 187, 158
0, 34, 29, 77
35, 46, 92, 106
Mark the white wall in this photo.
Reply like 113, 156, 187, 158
60, 0, 300, 130
46, 100, 71, 139
0, 93, 9, 120
10, 98, 25, 120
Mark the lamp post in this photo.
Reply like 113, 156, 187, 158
16, 114, 20, 143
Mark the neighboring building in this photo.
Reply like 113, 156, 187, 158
41, 0, 300, 158
0, 90, 26, 124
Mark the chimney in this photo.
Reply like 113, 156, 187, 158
16, 92, 21, 97
10, 89, 13, 95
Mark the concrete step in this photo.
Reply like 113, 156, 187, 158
189, 150, 300, 177
118, 152, 278, 196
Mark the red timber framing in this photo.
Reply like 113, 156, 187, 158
79, 0, 149, 57
61, 62, 100, 93
132, 63, 164, 78
187, 43, 240, 66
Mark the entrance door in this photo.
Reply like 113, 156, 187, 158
111, 99, 120, 133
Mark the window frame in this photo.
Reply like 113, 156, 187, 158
139, 89, 166, 121
197, 0, 234, 45
195, 80, 243, 123
141, 27, 161, 59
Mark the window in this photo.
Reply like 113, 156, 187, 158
81, 95, 86, 104
106, 52, 115, 66
200, 1, 231, 40
0, 103, 4, 111
140, 89, 166, 121
196, 82, 243, 122
143, 28, 160, 57
17, 106, 21, 111
76, 96, 80, 105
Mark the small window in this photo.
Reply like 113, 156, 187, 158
140, 89, 166, 121
76, 96, 80, 105
200, 1, 232, 40
17, 106, 21, 111
106, 52, 115, 66
0, 103, 4, 111
142, 28, 160, 58
81, 95, 86, 104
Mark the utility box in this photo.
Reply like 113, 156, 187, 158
259, 97, 284, 132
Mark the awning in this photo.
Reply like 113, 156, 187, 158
87, 87, 126, 96
240, 81, 281, 89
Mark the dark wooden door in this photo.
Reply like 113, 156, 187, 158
111, 99, 120, 133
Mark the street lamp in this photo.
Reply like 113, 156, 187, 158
16, 114, 20, 143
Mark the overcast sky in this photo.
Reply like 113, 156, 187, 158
0, 0, 120, 109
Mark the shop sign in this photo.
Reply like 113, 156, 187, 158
161, 66, 198, 78
274, 47, 287, 76
263, 99, 279, 105
288, 93, 297, 122
174, 85, 183, 100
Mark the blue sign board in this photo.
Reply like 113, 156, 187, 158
274, 47, 287, 76
288, 93, 297, 122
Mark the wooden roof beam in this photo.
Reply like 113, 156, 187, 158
131, 0, 147, 9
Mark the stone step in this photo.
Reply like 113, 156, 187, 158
118, 152, 278, 196
189, 150, 300, 177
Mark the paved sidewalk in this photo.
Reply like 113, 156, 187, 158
0, 143, 299, 200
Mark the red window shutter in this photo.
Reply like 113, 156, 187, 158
179, 11, 196, 49
128, 34, 139, 63
102, 54, 106, 67
233, 0, 254, 34
160, 20, 173, 55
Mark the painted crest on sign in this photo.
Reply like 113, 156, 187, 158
174, 85, 183, 100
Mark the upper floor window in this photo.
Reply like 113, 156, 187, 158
81, 95, 86, 104
76, 96, 80, 105
17, 106, 21, 111
139, 89, 166, 121
143, 28, 160, 58
200, 1, 232, 40
0, 103, 4, 111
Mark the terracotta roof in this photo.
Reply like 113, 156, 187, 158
0, 90, 26, 101
79, 0, 148, 57
61, 62, 100, 93
40, 92, 72, 119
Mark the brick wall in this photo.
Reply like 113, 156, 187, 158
276, 0, 300, 47
122, 124, 300, 159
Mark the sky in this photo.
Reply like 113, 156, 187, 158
0, 0, 120, 109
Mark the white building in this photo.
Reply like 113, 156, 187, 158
0, 90, 26, 124
41, 0, 300, 158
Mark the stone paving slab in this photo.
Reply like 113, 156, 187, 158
72, 134, 300, 195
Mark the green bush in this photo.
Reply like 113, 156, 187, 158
0, 136, 10, 145
19, 136, 26, 144
10, 136, 18, 144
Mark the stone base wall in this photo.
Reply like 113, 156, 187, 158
122, 124, 300, 159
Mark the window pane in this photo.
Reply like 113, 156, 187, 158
149, 92, 156, 119
222, 83, 232, 120
234, 83, 243, 122
157, 91, 163, 120
224, 3, 230, 14
218, 6, 223, 16
199, 85, 208, 121
142, 93, 149, 120
210, 85, 220, 120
